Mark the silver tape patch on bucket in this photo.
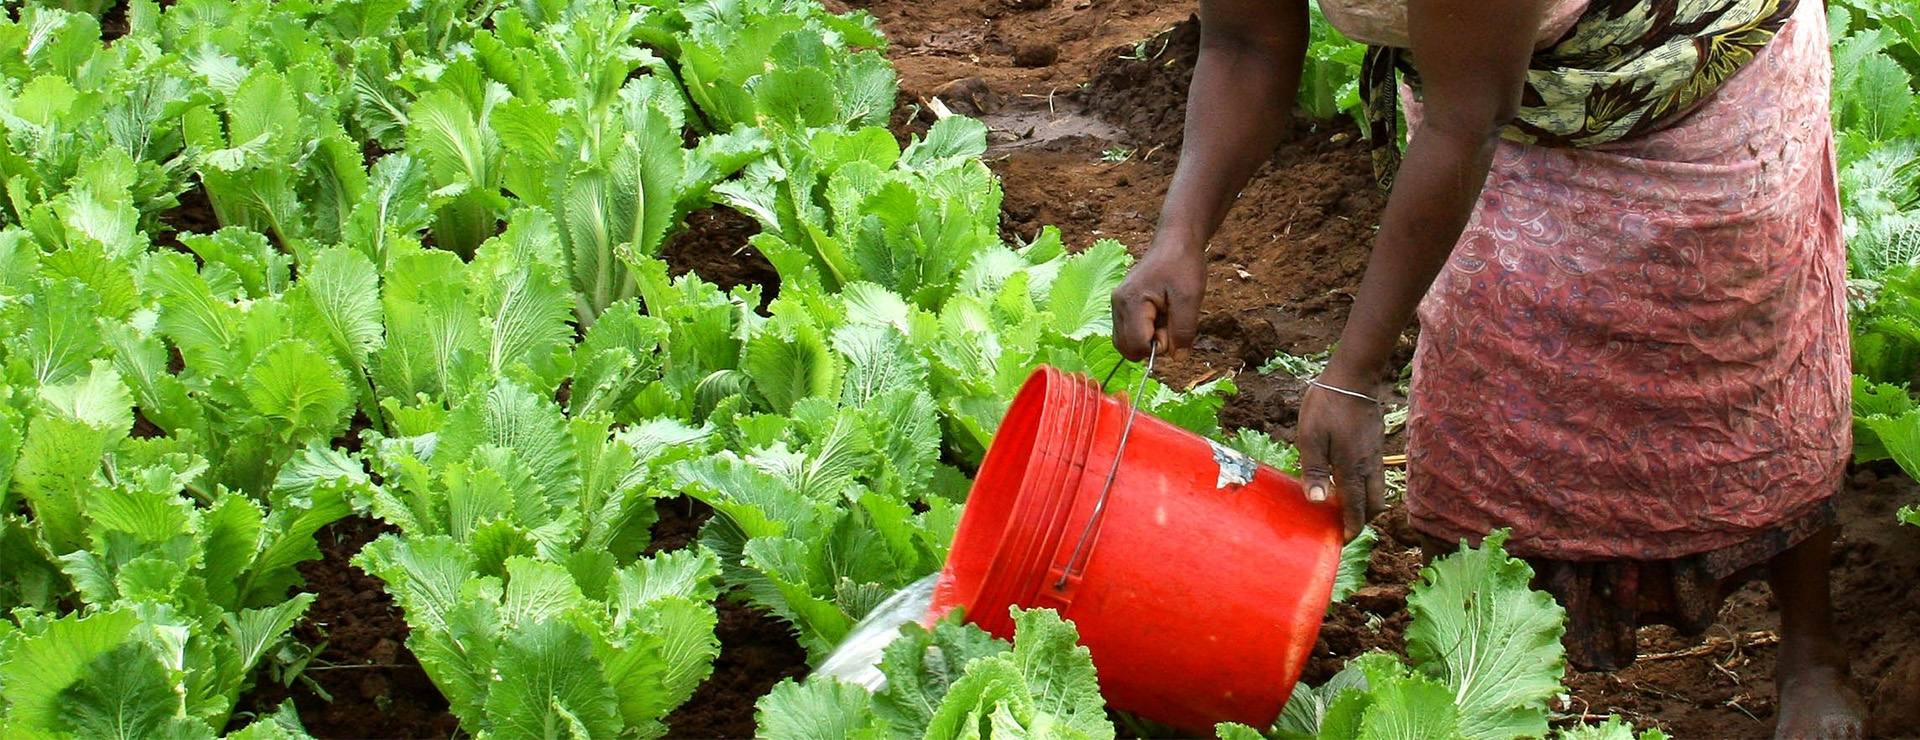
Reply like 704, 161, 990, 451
1209, 441, 1257, 489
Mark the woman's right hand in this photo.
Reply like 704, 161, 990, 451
1111, 242, 1208, 361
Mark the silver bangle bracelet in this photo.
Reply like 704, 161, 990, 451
1306, 377, 1382, 405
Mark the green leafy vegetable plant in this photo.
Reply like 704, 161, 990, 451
1224, 532, 1666, 740
754, 608, 1115, 740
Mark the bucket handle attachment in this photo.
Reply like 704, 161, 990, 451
1054, 339, 1156, 592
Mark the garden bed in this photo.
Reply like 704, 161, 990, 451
221, 1, 1920, 737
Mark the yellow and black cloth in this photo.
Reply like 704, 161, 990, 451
1361, 0, 1800, 189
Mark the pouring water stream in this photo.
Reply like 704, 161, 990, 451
813, 572, 941, 691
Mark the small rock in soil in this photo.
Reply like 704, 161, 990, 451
1350, 584, 1407, 615
1012, 41, 1059, 68
1316, 620, 1359, 655
1375, 508, 1425, 548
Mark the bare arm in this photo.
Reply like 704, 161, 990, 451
1301, 0, 1549, 540
1112, 0, 1309, 360
1316, 0, 1546, 390
1158, 0, 1310, 249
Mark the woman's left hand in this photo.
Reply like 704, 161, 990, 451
1295, 380, 1387, 543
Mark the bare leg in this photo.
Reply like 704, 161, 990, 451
1770, 527, 1865, 739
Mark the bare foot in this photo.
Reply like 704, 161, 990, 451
1774, 660, 1866, 740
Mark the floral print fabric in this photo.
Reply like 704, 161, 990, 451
1509, 0, 1800, 146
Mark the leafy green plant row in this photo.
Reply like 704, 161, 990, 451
1830, 0, 1920, 526
0, 1, 1266, 737
0, 8, 375, 737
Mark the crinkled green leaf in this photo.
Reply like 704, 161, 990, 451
180, 228, 287, 300
756, 677, 887, 740
82, 469, 194, 542
1224, 428, 1301, 476
407, 87, 494, 193
609, 545, 722, 613
225, 594, 315, 680
56, 641, 215, 740
1331, 526, 1377, 605
0, 388, 21, 507
41, 241, 139, 321
147, 252, 245, 377
224, 701, 313, 740
354, 535, 499, 722
374, 247, 482, 400
1554, 717, 1669, 740
599, 595, 720, 738
412, 81, 511, 259
1865, 410, 1920, 484
675, 454, 817, 541
1355, 667, 1458, 740
1047, 239, 1129, 340
902, 117, 989, 169
483, 618, 622, 740
14, 360, 131, 552
872, 617, 1010, 734
290, 246, 384, 371
437, 378, 579, 509
470, 213, 575, 389
569, 301, 667, 419
501, 556, 587, 626
242, 339, 352, 442
834, 324, 927, 407
832, 53, 896, 129
103, 321, 202, 438
7, 279, 108, 389
742, 535, 854, 656
343, 153, 432, 267
242, 460, 355, 607
924, 608, 1114, 740
1405, 531, 1566, 740
0, 608, 143, 732
743, 309, 841, 415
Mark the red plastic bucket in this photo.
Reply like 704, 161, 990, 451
926, 365, 1344, 734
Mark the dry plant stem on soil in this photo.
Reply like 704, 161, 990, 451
1638, 631, 1781, 663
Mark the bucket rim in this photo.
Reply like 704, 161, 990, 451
932, 365, 1064, 630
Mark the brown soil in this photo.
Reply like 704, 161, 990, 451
157, 181, 219, 255
1558, 463, 1920, 739
659, 207, 777, 305
645, 494, 716, 557
231, 516, 460, 740
101, 2, 130, 43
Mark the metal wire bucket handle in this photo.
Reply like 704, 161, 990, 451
1054, 339, 1156, 591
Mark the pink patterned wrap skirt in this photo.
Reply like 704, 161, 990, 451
1404, 0, 1847, 580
